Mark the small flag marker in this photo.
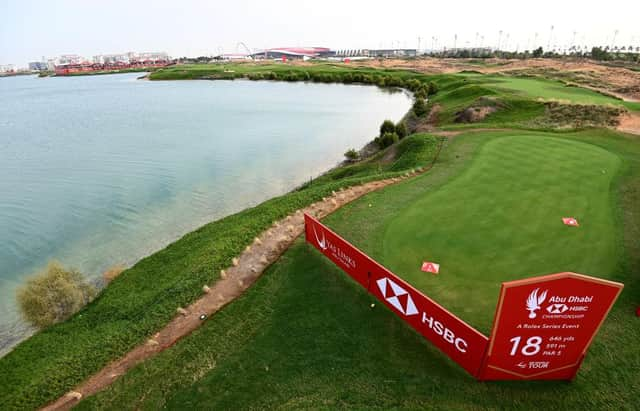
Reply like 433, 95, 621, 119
421, 261, 440, 274
562, 217, 579, 227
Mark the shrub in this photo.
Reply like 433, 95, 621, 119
406, 79, 422, 92
532, 47, 544, 58
247, 73, 264, 81
395, 122, 408, 139
17, 261, 96, 329
413, 97, 428, 116
344, 148, 359, 161
414, 86, 428, 99
103, 264, 126, 284
428, 81, 439, 96
376, 132, 399, 148
380, 119, 396, 136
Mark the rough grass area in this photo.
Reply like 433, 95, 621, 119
0, 134, 441, 410
525, 102, 626, 129
75, 129, 640, 410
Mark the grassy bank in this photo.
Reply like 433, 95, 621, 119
75, 128, 640, 410
0, 134, 441, 410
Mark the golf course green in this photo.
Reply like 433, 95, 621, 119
384, 134, 621, 332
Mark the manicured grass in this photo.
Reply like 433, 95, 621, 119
482, 75, 639, 110
0, 135, 440, 410
384, 135, 620, 332
76, 129, 640, 410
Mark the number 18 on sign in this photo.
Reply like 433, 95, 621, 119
479, 272, 623, 380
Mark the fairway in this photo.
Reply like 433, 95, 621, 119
384, 135, 621, 332
483, 76, 630, 107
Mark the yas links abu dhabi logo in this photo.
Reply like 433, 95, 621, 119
312, 223, 327, 251
526, 288, 548, 319
377, 277, 419, 316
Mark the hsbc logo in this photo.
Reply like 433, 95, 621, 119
376, 277, 419, 316
546, 303, 569, 314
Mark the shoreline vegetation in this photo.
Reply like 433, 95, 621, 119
2, 61, 640, 410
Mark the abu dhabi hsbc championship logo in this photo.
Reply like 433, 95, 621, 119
525, 288, 548, 319
377, 277, 419, 316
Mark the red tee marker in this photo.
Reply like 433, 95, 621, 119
421, 261, 440, 274
562, 217, 579, 227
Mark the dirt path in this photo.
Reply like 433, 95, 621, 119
40, 170, 428, 411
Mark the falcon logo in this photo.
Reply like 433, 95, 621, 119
376, 277, 419, 316
546, 303, 569, 314
312, 223, 327, 251
526, 288, 548, 319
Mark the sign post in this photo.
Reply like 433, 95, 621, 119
478, 273, 623, 380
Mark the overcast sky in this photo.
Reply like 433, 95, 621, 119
1, 0, 639, 66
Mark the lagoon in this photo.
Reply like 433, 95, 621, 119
0, 72, 411, 352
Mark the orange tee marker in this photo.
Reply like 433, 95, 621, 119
421, 261, 440, 274
562, 217, 579, 227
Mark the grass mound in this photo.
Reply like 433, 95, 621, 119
307, 134, 441, 185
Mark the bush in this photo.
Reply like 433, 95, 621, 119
428, 81, 439, 96
395, 122, 408, 139
414, 86, 428, 99
17, 261, 96, 329
406, 79, 422, 92
413, 97, 428, 116
376, 132, 399, 149
344, 148, 359, 161
532, 47, 544, 58
380, 119, 396, 136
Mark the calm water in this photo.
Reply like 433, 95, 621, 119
0, 73, 410, 352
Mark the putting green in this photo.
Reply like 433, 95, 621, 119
383, 135, 621, 332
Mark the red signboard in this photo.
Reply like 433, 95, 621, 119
304, 215, 623, 381
304, 214, 489, 376
478, 272, 623, 380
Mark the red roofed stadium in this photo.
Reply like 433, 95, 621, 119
251, 47, 332, 60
